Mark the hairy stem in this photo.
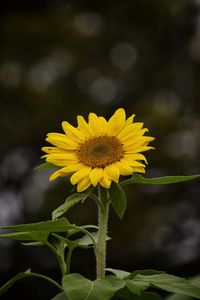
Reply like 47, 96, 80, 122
96, 186, 109, 279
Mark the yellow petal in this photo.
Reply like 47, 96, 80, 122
70, 166, 92, 185
124, 113, 135, 126
132, 167, 145, 173
88, 113, 103, 135
125, 145, 155, 154
46, 153, 79, 166
117, 124, 135, 140
115, 161, 133, 176
123, 153, 148, 164
107, 108, 126, 135
77, 177, 91, 192
100, 174, 111, 189
124, 137, 155, 150
49, 164, 81, 181
121, 158, 145, 168
132, 122, 144, 130
104, 164, 120, 183
89, 168, 104, 187
62, 121, 85, 142
61, 163, 83, 173
99, 117, 108, 132
119, 128, 149, 143
77, 115, 91, 137
49, 168, 69, 181
46, 133, 78, 150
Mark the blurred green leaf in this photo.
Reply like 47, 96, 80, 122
0, 269, 62, 296
106, 268, 130, 279
104, 275, 125, 290
52, 189, 94, 220
141, 292, 163, 300
121, 174, 200, 187
115, 286, 141, 299
165, 294, 191, 300
0, 231, 49, 241
165, 275, 200, 300
74, 232, 98, 247
34, 162, 57, 170
134, 274, 200, 298
126, 279, 149, 296
109, 182, 127, 219
0, 218, 70, 233
51, 292, 67, 300
74, 231, 110, 248
115, 286, 162, 300
62, 273, 124, 300
21, 241, 46, 247
128, 270, 165, 279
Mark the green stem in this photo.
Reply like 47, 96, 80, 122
66, 247, 74, 275
46, 241, 66, 277
96, 186, 109, 279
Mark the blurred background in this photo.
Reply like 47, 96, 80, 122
1, 0, 200, 299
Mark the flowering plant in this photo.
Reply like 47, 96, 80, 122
1, 108, 200, 300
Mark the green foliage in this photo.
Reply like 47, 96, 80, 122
126, 273, 200, 299
74, 231, 99, 248
165, 275, 200, 300
34, 162, 58, 170
121, 174, 200, 187
126, 279, 150, 296
52, 188, 94, 220
0, 218, 70, 232
109, 182, 127, 219
1, 173, 200, 299
106, 268, 130, 279
52, 270, 200, 300
116, 286, 163, 300
0, 269, 62, 296
51, 292, 67, 300
0, 231, 49, 241
128, 269, 165, 279
62, 273, 125, 300
0, 218, 72, 242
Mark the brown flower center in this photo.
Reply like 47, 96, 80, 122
77, 135, 124, 168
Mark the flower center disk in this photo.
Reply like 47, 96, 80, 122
77, 135, 124, 168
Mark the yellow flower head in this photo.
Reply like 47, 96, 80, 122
42, 108, 154, 192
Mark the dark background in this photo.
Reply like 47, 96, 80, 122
1, 0, 200, 299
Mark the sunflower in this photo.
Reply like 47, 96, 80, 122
42, 108, 154, 192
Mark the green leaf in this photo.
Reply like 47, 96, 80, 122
0, 269, 62, 296
62, 273, 124, 300
165, 294, 191, 300
128, 269, 165, 279
115, 286, 141, 300
34, 162, 58, 170
0, 218, 70, 233
0, 231, 49, 241
104, 275, 125, 290
109, 182, 127, 219
52, 189, 93, 220
106, 268, 130, 279
21, 241, 46, 247
165, 275, 200, 300
126, 279, 149, 296
74, 232, 98, 248
51, 292, 67, 300
75, 232, 110, 248
134, 273, 200, 299
121, 174, 200, 187
141, 292, 163, 300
